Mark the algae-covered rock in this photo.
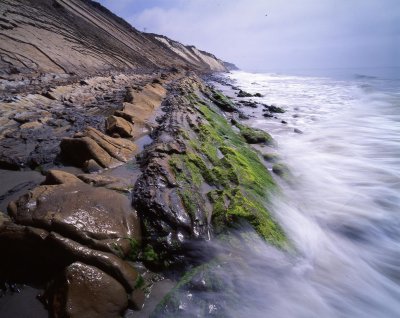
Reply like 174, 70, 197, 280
272, 163, 291, 179
263, 153, 280, 163
210, 90, 237, 112
231, 119, 274, 145
264, 104, 285, 113
130, 77, 286, 274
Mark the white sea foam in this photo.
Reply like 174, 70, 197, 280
204, 70, 400, 317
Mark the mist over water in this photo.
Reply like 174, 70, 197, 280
193, 70, 400, 317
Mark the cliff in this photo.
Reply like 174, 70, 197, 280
0, 0, 227, 91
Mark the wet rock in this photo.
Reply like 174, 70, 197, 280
209, 90, 237, 112
0, 222, 70, 283
43, 169, 83, 185
262, 153, 280, 163
129, 289, 146, 310
263, 112, 273, 118
77, 174, 121, 187
239, 100, 258, 108
83, 158, 102, 173
294, 128, 303, 134
114, 110, 135, 123
46, 233, 140, 292
106, 115, 134, 138
47, 262, 128, 318
60, 127, 136, 168
272, 163, 290, 179
237, 90, 253, 97
264, 105, 285, 113
60, 136, 118, 168
8, 180, 140, 256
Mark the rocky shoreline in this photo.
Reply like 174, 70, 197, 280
0, 67, 288, 317
0, 1, 289, 316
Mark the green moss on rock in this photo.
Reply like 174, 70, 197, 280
168, 90, 286, 247
263, 153, 280, 163
272, 163, 291, 180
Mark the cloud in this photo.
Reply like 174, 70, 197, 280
100, 0, 400, 71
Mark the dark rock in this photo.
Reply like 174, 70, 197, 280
272, 163, 290, 178
264, 105, 285, 113
262, 153, 280, 163
263, 112, 273, 118
129, 289, 146, 310
294, 128, 303, 134
8, 176, 140, 256
47, 262, 128, 318
237, 90, 253, 98
42, 91, 57, 100
240, 100, 258, 108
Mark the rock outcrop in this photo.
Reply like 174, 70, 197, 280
0, 0, 227, 95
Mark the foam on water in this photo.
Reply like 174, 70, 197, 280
208, 70, 400, 317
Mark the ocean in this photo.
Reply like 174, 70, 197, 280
205, 68, 400, 317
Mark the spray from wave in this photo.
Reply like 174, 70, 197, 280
154, 70, 400, 317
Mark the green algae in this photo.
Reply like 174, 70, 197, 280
169, 90, 287, 248
263, 153, 280, 163
231, 119, 274, 145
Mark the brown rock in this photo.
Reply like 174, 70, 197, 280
114, 110, 135, 123
106, 115, 134, 138
48, 262, 128, 318
47, 233, 140, 292
8, 182, 140, 256
60, 136, 117, 168
60, 127, 136, 169
43, 169, 83, 185
84, 127, 136, 162
83, 159, 102, 173
129, 289, 146, 310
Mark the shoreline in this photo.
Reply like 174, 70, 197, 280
0, 69, 287, 317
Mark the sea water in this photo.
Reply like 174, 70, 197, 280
211, 68, 400, 317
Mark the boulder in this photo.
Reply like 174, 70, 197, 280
8, 181, 140, 256
114, 110, 135, 123
47, 262, 128, 318
43, 169, 83, 185
60, 127, 136, 168
106, 115, 134, 138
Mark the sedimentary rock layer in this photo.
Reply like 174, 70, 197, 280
0, 0, 227, 94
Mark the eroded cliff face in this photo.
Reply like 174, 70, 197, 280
0, 0, 227, 92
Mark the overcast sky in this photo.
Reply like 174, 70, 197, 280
97, 0, 400, 72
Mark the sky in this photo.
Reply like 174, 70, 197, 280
97, 0, 400, 72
